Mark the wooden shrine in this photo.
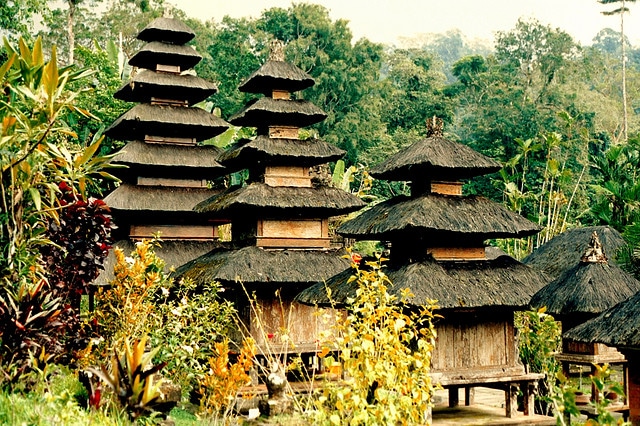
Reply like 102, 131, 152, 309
531, 231, 640, 418
174, 42, 364, 353
297, 117, 551, 420
101, 17, 230, 276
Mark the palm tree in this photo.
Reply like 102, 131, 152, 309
599, 0, 636, 143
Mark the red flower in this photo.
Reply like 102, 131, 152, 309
351, 253, 362, 265
267, 333, 275, 339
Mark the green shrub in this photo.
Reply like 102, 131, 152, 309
313, 252, 438, 425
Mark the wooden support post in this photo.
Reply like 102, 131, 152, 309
464, 386, 474, 406
448, 387, 459, 408
505, 384, 519, 418
522, 380, 537, 415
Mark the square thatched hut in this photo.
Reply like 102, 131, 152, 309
296, 117, 550, 419
530, 230, 640, 415
174, 42, 364, 356
100, 17, 231, 278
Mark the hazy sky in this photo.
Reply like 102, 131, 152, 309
169, 0, 640, 47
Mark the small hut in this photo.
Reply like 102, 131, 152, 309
174, 42, 364, 354
101, 17, 230, 276
565, 291, 640, 425
531, 231, 640, 415
297, 117, 550, 419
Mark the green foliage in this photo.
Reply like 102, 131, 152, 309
0, 365, 125, 425
586, 136, 640, 230
151, 278, 236, 395
313, 252, 438, 425
92, 239, 237, 397
89, 335, 166, 420
515, 308, 561, 415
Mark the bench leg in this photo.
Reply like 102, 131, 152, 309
449, 387, 460, 408
505, 384, 518, 418
465, 386, 474, 406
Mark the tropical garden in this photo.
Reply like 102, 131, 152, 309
2, 0, 640, 424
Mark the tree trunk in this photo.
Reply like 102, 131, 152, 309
621, 0, 629, 142
67, 0, 76, 65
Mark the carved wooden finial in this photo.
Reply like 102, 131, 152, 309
426, 116, 444, 137
580, 231, 608, 264
269, 40, 285, 62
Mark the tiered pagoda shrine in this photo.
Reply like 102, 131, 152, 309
175, 43, 364, 353
297, 118, 550, 419
103, 17, 230, 271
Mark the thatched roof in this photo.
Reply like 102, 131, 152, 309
137, 17, 196, 44
114, 70, 217, 105
530, 262, 640, 317
173, 244, 351, 286
217, 135, 345, 172
337, 193, 541, 241
296, 254, 548, 310
523, 226, 626, 280
229, 98, 326, 128
111, 140, 225, 180
195, 183, 365, 218
370, 135, 501, 182
128, 42, 202, 71
564, 291, 640, 350
105, 104, 230, 142
105, 183, 219, 216
96, 239, 219, 285
238, 61, 315, 94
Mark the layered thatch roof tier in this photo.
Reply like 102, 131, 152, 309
111, 140, 225, 181
217, 136, 345, 171
195, 183, 365, 218
530, 261, 640, 316
137, 17, 196, 44
564, 291, 640, 350
238, 61, 315, 94
523, 226, 626, 280
97, 239, 219, 284
105, 183, 219, 216
173, 245, 350, 286
128, 42, 202, 71
370, 135, 501, 182
106, 103, 230, 142
337, 193, 540, 240
296, 254, 548, 310
229, 98, 326, 128
114, 70, 217, 105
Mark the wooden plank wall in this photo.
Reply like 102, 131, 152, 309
431, 319, 518, 372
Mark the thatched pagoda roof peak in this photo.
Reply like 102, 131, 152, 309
238, 41, 315, 94
530, 259, 640, 317
369, 121, 501, 182
523, 226, 626, 281
137, 17, 196, 44
581, 231, 608, 264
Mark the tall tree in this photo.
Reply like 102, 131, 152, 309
600, 0, 637, 142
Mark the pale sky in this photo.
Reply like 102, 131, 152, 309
169, 0, 640, 47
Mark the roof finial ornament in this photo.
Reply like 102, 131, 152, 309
426, 116, 443, 137
269, 40, 285, 62
580, 231, 608, 264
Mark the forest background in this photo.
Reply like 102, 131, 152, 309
4, 0, 640, 258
